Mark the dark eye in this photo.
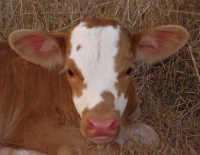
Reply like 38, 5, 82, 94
67, 69, 74, 76
126, 67, 133, 75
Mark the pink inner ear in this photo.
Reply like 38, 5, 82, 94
139, 31, 178, 53
21, 35, 58, 57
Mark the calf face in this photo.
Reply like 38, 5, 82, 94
9, 18, 188, 144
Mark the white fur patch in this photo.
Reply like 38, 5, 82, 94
69, 22, 127, 117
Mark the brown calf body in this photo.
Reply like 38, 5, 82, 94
0, 41, 139, 154
0, 41, 83, 154
0, 18, 188, 155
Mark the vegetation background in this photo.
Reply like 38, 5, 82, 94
0, 0, 199, 154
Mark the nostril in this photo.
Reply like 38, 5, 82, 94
86, 118, 119, 133
86, 118, 95, 130
85, 117, 120, 141
108, 118, 117, 130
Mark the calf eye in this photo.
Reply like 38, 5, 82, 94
126, 67, 133, 75
67, 69, 74, 76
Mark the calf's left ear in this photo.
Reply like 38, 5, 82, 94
132, 25, 189, 64
9, 30, 66, 69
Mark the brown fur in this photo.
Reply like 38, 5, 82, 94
85, 18, 119, 28
0, 41, 130, 155
0, 41, 84, 154
65, 58, 86, 98
76, 45, 81, 51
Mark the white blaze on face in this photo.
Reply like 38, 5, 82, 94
69, 22, 128, 117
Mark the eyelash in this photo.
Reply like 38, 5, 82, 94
67, 69, 74, 76
126, 67, 133, 75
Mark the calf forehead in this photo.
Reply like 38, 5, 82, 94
68, 20, 130, 116
69, 21, 120, 82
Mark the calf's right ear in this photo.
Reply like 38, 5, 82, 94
9, 30, 66, 69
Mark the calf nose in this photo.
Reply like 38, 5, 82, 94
86, 118, 119, 140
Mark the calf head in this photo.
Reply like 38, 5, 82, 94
9, 18, 188, 144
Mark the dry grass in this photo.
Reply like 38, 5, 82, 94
0, 0, 199, 154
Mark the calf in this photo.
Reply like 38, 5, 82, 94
0, 18, 188, 155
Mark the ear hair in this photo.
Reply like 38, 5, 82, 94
60, 66, 68, 75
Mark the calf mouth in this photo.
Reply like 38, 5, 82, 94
80, 116, 121, 144
80, 100, 122, 144
89, 136, 116, 144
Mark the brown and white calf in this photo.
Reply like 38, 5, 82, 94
0, 18, 188, 155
